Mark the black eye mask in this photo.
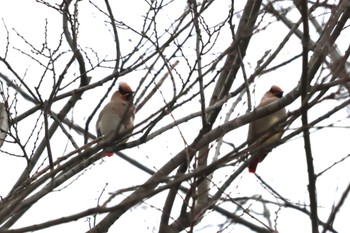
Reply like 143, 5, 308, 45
124, 93, 134, 101
275, 92, 283, 98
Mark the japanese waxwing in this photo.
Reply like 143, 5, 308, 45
0, 103, 8, 148
96, 82, 135, 156
247, 85, 286, 173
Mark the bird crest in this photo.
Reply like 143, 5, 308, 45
119, 82, 133, 95
110, 82, 134, 101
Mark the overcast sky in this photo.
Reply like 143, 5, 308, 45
0, 1, 350, 233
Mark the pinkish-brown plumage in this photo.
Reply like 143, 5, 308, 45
247, 85, 286, 173
96, 82, 135, 156
0, 103, 8, 148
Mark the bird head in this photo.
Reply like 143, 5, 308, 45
112, 82, 134, 101
269, 85, 283, 98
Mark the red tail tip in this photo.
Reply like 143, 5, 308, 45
104, 152, 114, 157
248, 167, 256, 173
248, 161, 258, 173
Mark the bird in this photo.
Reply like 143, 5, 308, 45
247, 85, 287, 173
96, 82, 135, 157
0, 103, 8, 148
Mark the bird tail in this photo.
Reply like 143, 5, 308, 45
103, 147, 114, 157
248, 153, 268, 173
248, 161, 258, 173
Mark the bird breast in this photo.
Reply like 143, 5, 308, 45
98, 110, 124, 136
253, 109, 285, 145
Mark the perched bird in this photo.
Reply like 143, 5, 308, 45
96, 82, 135, 156
247, 85, 286, 173
0, 103, 8, 148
